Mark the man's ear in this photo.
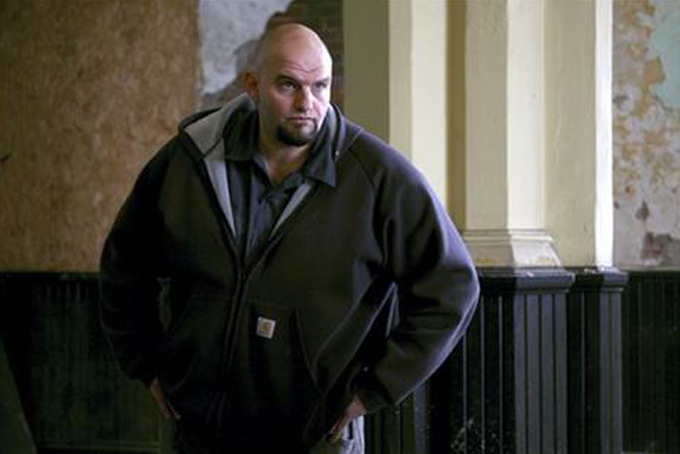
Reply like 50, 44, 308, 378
243, 71, 260, 103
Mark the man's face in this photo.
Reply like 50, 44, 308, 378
249, 35, 332, 148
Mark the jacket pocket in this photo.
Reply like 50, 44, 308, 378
159, 285, 231, 415
225, 299, 323, 439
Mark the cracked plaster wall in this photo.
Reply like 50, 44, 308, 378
614, 0, 680, 267
198, 0, 292, 108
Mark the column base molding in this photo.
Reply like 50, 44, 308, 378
462, 229, 562, 267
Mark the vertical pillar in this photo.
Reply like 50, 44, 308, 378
567, 269, 626, 453
459, 0, 561, 267
408, 0, 448, 202
545, 0, 614, 267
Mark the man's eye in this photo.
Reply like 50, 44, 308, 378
280, 81, 297, 91
314, 82, 328, 91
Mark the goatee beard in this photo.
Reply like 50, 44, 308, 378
277, 124, 317, 147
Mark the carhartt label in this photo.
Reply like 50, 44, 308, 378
256, 317, 276, 339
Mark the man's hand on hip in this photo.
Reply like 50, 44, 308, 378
149, 377, 181, 420
328, 396, 366, 443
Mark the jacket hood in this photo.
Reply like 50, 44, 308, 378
178, 93, 363, 161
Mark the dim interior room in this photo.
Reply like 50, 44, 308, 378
1, 0, 678, 453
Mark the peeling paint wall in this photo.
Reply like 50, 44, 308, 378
614, 0, 680, 267
198, 0, 292, 108
0, 0, 197, 271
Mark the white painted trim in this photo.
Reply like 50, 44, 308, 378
462, 229, 562, 267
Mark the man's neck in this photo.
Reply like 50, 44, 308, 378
258, 137, 310, 186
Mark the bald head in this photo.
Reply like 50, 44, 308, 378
244, 23, 333, 151
254, 23, 332, 74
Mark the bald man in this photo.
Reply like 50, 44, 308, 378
100, 23, 479, 454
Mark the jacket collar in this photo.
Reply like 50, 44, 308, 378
179, 93, 365, 172
221, 106, 337, 187
181, 93, 255, 158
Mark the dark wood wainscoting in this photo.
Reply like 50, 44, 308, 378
4, 268, 674, 454
427, 268, 574, 454
622, 269, 680, 454
368, 267, 628, 454
0, 273, 170, 454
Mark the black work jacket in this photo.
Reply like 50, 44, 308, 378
100, 95, 480, 451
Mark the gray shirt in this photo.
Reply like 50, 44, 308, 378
222, 108, 337, 263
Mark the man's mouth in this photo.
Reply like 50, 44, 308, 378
287, 117, 315, 128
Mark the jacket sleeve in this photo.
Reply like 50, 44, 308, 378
99, 144, 174, 386
356, 156, 480, 413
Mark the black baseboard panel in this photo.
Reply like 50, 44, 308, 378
0, 273, 169, 454
622, 269, 680, 454
566, 268, 627, 454
429, 268, 574, 454
3, 268, 676, 454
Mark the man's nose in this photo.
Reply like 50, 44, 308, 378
294, 87, 312, 111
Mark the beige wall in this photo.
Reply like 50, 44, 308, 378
0, 0, 197, 271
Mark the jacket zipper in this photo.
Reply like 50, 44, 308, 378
188, 136, 329, 384
218, 184, 321, 381
220, 269, 247, 382
180, 133, 316, 384
180, 114, 349, 388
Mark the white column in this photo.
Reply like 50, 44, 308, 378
345, 0, 613, 268
408, 0, 448, 203
545, 0, 613, 267
462, 0, 560, 267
